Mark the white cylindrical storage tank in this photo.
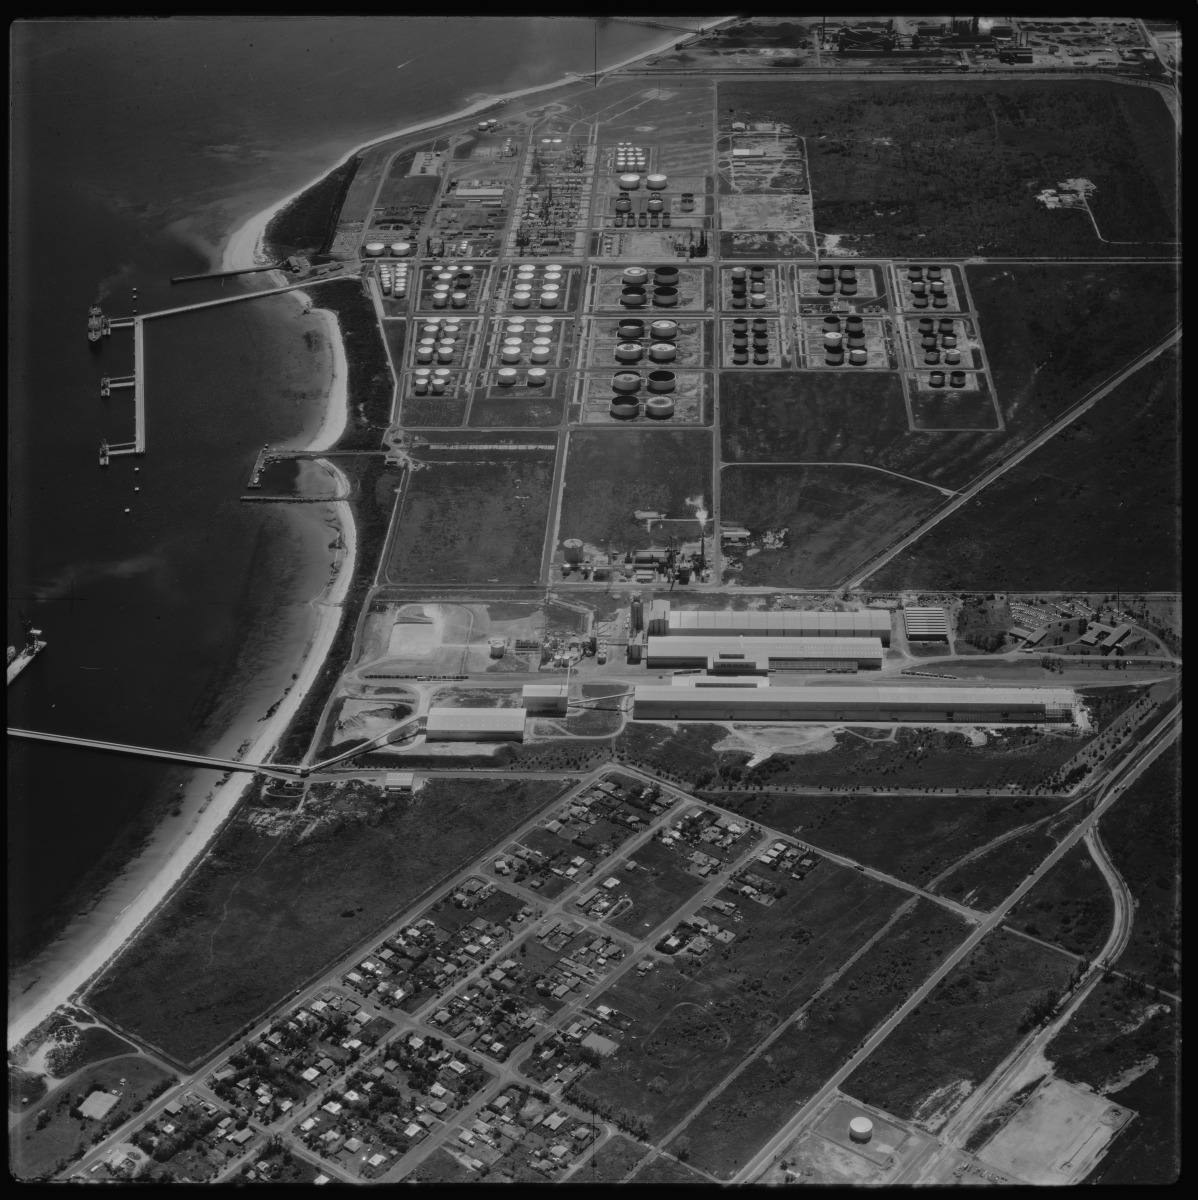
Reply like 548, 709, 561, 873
539, 293, 560, 309
645, 173, 668, 190
622, 267, 649, 287
535, 323, 554, 335
512, 294, 530, 308
430, 378, 445, 394
610, 399, 639, 419
416, 342, 435, 363
616, 342, 643, 363
530, 346, 551, 363
649, 320, 678, 341
824, 332, 843, 351
437, 342, 455, 363
645, 396, 674, 419
612, 373, 641, 394
619, 173, 641, 190
506, 323, 526, 336
432, 293, 448, 308
497, 368, 518, 386
945, 349, 962, 365
649, 342, 676, 363
391, 242, 413, 257
413, 376, 428, 394
451, 292, 468, 309
527, 368, 547, 386
501, 347, 521, 364
849, 1118, 873, 1144
514, 283, 533, 295
750, 294, 767, 308
363, 242, 385, 257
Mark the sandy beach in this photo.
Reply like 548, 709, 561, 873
6, 301, 352, 1050
9, 17, 728, 1052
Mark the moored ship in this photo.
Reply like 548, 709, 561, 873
7, 619, 46, 686
87, 305, 103, 342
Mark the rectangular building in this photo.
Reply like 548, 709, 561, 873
903, 607, 951, 641
522, 684, 569, 715
632, 685, 1074, 724
645, 636, 883, 672
425, 708, 526, 742
663, 606, 892, 645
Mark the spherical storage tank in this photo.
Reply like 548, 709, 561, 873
849, 1118, 873, 1144
363, 242, 385, 257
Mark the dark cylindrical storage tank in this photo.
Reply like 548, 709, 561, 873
612, 372, 641, 394
826, 354, 844, 368
753, 352, 770, 364
938, 318, 954, 334
913, 296, 929, 309
650, 320, 678, 341
823, 315, 841, 331
733, 350, 749, 365
654, 265, 679, 287
733, 318, 749, 331
610, 399, 640, 419
907, 267, 923, 282
616, 342, 644, 363
662, 213, 671, 227
849, 348, 868, 366
932, 296, 948, 309
753, 318, 768, 331
652, 287, 678, 307
638, 213, 648, 227
929, 371, 945, 388
846, 316, 863, 333
615, 198, 632, 214
647, 197, 664, 214
749, 266, 766, 281
817, 266, 834, 281
942, 335, 958, 349
848, 334, 866, 349
919, 316, 934, 330
818, 281, 835, 295
922, 335, 937, 350
618, 319, 645, 339
731, 296, 747, 308
614, 216, 625, 227
924, 350, 940, 365
950, 371, 967, 388
647, 370, 676, 394
927, 266, 943, 281
621, 289, 647, 307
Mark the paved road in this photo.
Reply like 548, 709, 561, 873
845, 328, 1182, 589
733, 703, 1179, 1183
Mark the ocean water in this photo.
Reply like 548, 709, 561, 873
7, 18, 690, 967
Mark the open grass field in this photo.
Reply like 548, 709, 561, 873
581, 1133, 652, 1182
556, 430, 713, 556
841, 930, 1076, 1130
633, 1153, 711, 1183
43, 1026, 138, 1080
714, 790, 1064, 889
86, 779, 569, 1067
716, 81, 1177, 256
871, 349, 1180, 591
933, 804, 1088, 912
1098, 745, 1180, 994
571, 868, 903, 1141
1045, 973, 1179, 1184
11, 1056, 176, 1181
385, 446, 556, 585
672, 899, 969, 1179
397, 394, 465, 427
467, 393, 565, 428
1007, 841, 1116, 960
613, 723, 731, 787
721, 464, 939, 587
718, 371, 910, 464
606, 839, 707, 938
909, 385, 1000, 431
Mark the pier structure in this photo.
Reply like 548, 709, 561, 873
102, 317, 146, 460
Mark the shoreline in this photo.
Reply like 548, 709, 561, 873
219, 19, 731, 272
6, 305, 353, 1050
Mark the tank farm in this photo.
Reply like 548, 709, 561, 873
358, 80, 1000, 585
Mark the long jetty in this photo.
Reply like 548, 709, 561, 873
102, 317, 145, 460
170, 263, 284, 284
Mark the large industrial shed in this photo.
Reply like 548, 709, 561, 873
631, 685, 1074, 724
648, 604, 892, 645
645, 636, 883, 672
425, 707, 527, 741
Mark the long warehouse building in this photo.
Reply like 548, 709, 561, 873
425, 707, 527, 741
647, 603, 892, 645
645, 636, 883, 672
632, 685, 1074, 724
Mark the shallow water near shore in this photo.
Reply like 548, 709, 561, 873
8, 16, 692, 1000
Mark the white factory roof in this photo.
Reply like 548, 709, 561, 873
903, 607, 951, 635
666, 609, 891, 635
648, 636, 883, 659
634, 685, 1074, 707
672, 676, 771, 687
425, 707, 527, 733
522, 684, 569, 699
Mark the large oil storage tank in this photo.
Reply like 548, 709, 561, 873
619, 173, 641, 189
927, 266, 943, 281
647, 370, 676, 394
849, 348, 868, 366
621, 289, 647, 308
390, 242, 413, 257
654, 265, 680, 287
616, 342, 644, 363
944, 349, 962, 365
823, 315, 841, 331
623, 266, 649, 287
612, 372, 641, 394
610, 399, 640, 419
646, 173, 668, 190
363, 242, 385, 257
645, 396, 675, 418
929, 371, 945, 388
938, 318, 955, 334
650, 320, 678, 341
652, 287, 678, 307
649, 342, 676, 363
849, 1117, 874, 1144
619, 319, 645, 339
949, 370, 967, 388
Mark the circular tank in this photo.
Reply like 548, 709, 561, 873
501, 347, 521, 364
825, 352, 844, 366
650, 320, 678, 341
838, 266, 856, 280
497, 368, 518, 386
456, 266, 474, 282
614, 198, 632, 214
413, 378, 428, 394
539, 294, 560, 308
622, 267, 649, 286
619, 174, 641, 189
731, 296, 747, 308
911, 282, 927, 296
944, 349, 962, 365
921, 336, 938, 350
612, 373, 641, 394
652, 287, 679, 307
506, 323, 527, 336
513, 283, 533, 294
527, 368, 547, 386
646, 173, 668, 190
927, 266, 943, 281
647, 370, 676, 394
451, 292, 468, 308
654, 265, 680, 287
610, 399, 640, 419
818, 281, 835, 295
363, 242, 385, 256
846, 315, 863, 330
416, 345, 434, 363
918, 317, 934, 331
534, 323, 554, 334
437, 343, 455, 362
824, 332, 843, 350
941, 335, 958, 349
647, 197, 664, 213
391, 242, 412, 257
621, 289, 647, 308
929, 371, 945, 388
733, 351, 749, 365
907, 267, 922, 281
616, 342, 644, 363
430, 378, 445, 394
849, 1118, 873, 1144
530, 347, 551, 364
750, 295, 767, 308
649, 342, 677, 363
913, 297, 929, 309
950, 371, 967, 388
731, 267, 747, 281
750, 281, 766, 294
932, 296, 948, 309
618, 320, 645, 338
512, 294, 530, 308
850, 349, 868, 366
823, 315, 841, 331
645, 396, 674, 419
924, 350, 940, 365
817, 266, 835, 281
930, 281, 946, 294
840, 281, 858, 294
938, 318, 955, 333
733, 317, 749, 330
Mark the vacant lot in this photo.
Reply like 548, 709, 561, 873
12, 1056, 176, 1181
673, 899, 968, 1178
606, 839, 707, 938
841, 931, 1075, 1129
721, 464, 939, 587
1045, 973, 1179, 1184
909, 387, 1000, 431
556, 430, 713, 555
1098, 744, 1180, 993
872, 349, 1180, 591
468, 394, 565, 427
583, 1133, 652, 1182
717, 81, 1177, 255
87, 779, 569, 1066
718, 371, 910, 464
934, 804, 1089, 912
614, 722, 732, 787
715, 790, 1064, 889
386, 448, 556, 585
633, 1153, 712, 1183
1007, 841, 1115, 959
570, 868, 902, 1140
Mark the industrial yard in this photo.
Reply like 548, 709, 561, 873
40, 18, 1179, 1190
